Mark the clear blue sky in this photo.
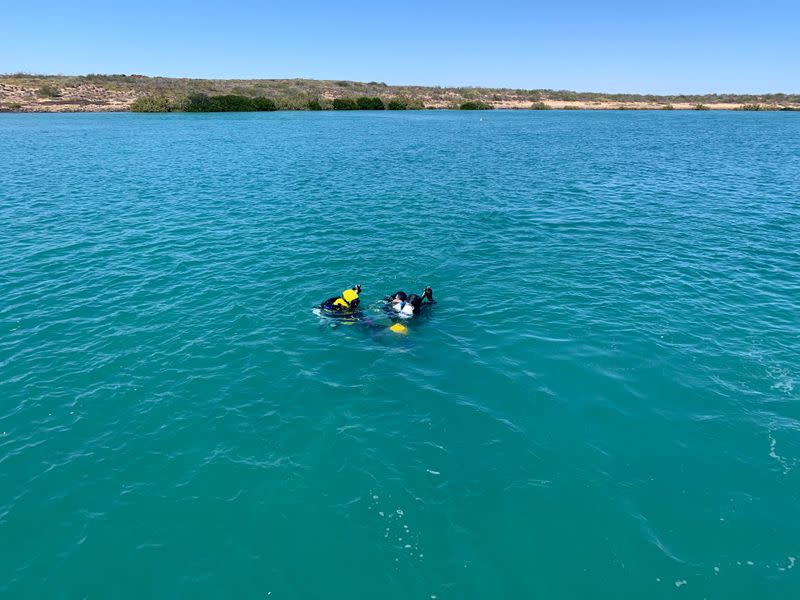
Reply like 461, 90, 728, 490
2, 0, 798, 94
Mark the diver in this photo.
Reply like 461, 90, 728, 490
320, 284, 362, 313
385, 286, 434, 317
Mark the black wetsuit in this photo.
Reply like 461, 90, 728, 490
321, 298, 360, 312
383, 290, 434, 317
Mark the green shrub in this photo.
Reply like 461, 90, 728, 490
252, 97, 278, 111
37, 84, 61, 98
780, 106, 800, 111
460, 101, 493, 110
661, 104, 675, 110
356, 96, 384, 110
183, 94, 276, 112
553, 91, 579, 101
530, 101, 551, 110
186, 93, 213, 111
694, 104, 710, 110
332, 98, 358, 110
0, 102, 23, 111
737, 104, 762, 111
273, 97, 307, 110
561, 105, 580, 110
214, 95, 255, 111
391, 98, 423, 109
307, 99, 323, 111
130, 95, 174, 112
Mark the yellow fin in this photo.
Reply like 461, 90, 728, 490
389, 323, 408, 335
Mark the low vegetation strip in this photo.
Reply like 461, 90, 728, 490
133, 94, 393, 112
460, 101, 494, 110
2, 74, 800, 112
184, 94, 277, 112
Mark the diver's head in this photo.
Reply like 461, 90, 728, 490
394, 291, 407, 302
407, 294, 422, 310
422, 287, 433, 301
353, 284, 362, 294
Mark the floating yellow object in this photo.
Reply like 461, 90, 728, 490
389, 323, 408, 334
333, 288, 359, 308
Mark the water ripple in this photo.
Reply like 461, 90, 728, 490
1, 111, 799, 598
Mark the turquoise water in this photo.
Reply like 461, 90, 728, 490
1, 111, 799, 598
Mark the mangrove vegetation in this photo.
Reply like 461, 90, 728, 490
460, 101, 494, 110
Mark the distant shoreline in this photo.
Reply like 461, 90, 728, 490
2, 74, 799, 113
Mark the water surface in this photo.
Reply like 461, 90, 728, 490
1, 111, 799, 598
